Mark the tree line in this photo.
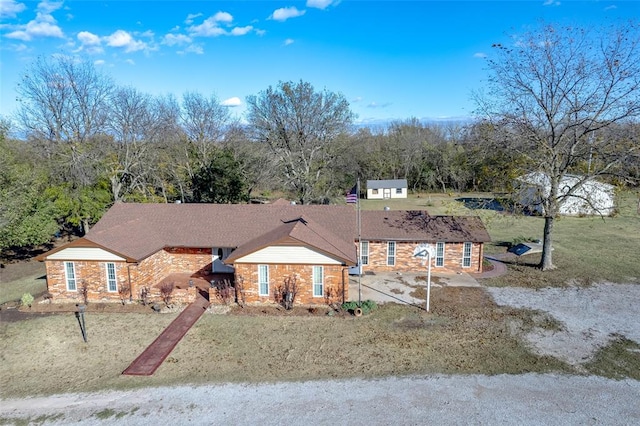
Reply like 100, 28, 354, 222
1, 23, 639, 271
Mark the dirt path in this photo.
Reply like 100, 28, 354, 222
1, 374, 639, 425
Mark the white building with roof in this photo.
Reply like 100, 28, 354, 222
515, 172, 616, 216
366, 179, 408, 200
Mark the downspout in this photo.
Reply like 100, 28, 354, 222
127, 263, 137, 302
341, 266, 348, 305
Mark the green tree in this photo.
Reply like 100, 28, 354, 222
0, 127, 59, 251
478, 22, 640, 270
191, 148, 249, 203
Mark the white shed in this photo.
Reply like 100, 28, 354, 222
515, 172, 615, 216
366, 179, 408, 199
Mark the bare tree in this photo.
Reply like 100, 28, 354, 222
181, 92, 231, 170
477, 22, 640, 270
16, 56, 113, 144
105, 86, 153, 201
246, 80, 355, 204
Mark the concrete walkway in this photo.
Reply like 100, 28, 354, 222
122, 293, 210, 376
349, 256, 510, 305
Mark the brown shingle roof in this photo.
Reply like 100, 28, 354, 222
360, 210, 491, 243
39, 204, 491, 263
225, 216, 357, 264
84, 203, 357, 261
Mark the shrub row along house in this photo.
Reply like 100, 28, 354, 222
37, 202, 490, 306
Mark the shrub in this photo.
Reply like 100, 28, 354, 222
160, 282, 174, 306
21, 292, 34, 308
341, 300, 377, 315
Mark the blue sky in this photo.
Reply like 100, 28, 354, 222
1, 1, 638, 125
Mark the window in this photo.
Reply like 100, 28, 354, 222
462, 242, 472, 268
395, 188, 402, 194
372, 189, 379, 195
65, 262, 76, 291
387, 241, 396, 266
360, 241, 369, 265
106, 262, 117, 292
313, 266, 324, 297
258, 265, 269, 296
435, 242, 445, 267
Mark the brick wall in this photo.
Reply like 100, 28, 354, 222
44, 260, 130, 303
361, 241, 484, 273
44, 247, 214, 304
233, 263, 347, 306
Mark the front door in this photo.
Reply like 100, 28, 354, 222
212, 247, 235, 273
383, 188, 391, 199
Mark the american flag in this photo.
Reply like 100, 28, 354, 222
346, 185, 358, 204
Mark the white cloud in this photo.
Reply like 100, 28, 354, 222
270, 7, 305, 22
4, 1, 64, 41
352, 96, 363, 103
306, 0, 336, 10
94, 59, 105, 66
6, 18, 63, 40
105, 29, 147, 52
78, 30, 100, 45
543, 0, 561, 6
367, 101, 391, 108
0, 0, 27, 19
473, 52, 486, 58
231, 25, 253, 36
189, 14, 230, 37
284, 38, 294, 46
222, 97, 242, 107
185, 13, 202, 25
184, 44, 203, 54
125, 59, 135, 65
163, 33, 191, 46
76, 30, 103, 54
213, 11, 233, 23
37, 0, 63, 14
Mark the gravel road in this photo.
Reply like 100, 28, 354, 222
1, 374, 639, 425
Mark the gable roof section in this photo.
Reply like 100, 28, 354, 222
63, 203, 356, 262
225, 216, 357, 265
360, 210, 491, 243
34, 237, 137, 262
367, 179, 408, 189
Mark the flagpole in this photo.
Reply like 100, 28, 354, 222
357, 176, 362, 307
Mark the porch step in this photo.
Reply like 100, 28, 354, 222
122, 294, 210, 376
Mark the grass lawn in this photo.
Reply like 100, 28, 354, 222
0, 288, 571, 398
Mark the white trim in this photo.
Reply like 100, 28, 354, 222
106, 262, 117, 292
360, 240, 369, 265
48, 247, 125, 261
258, 264, 269, 296
462, 242, 472, 268
387, 241, 396, 266
64, 261, 76, 291
435, 242, 445, 267
234, 246, 342, 265
313, 265, 324, 297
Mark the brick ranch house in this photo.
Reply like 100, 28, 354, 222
36, 202, 490, 306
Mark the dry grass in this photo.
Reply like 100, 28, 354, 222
0, 262, 47, 305
0, 287, 571, 398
